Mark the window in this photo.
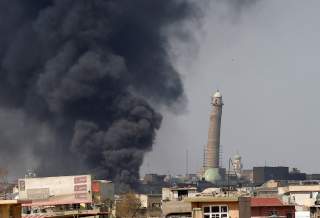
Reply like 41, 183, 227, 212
268, 210, 278, 217
203, 205, 228, 218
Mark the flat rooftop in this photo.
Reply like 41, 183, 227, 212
186, 196, 239, 203
0, 200, 22, 205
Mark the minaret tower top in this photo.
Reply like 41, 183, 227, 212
211, 90, 223, 106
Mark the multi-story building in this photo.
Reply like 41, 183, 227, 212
253, 167, 289, 185
161, 186, 197, 218
18, 175, 110, 217
187, 195, 251, 218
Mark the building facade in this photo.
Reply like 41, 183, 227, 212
187, 196, 251, 218
251, 197, 295, 218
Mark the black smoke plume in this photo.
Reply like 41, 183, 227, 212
0, 0, 197, 189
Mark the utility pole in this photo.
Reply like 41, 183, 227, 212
186, 149, 189, 177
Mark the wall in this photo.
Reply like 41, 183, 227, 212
162, 201, 192, 217
251, 206, 295, 217
0, 204, 21, 218
295, 211, 310, 218
191, 201, 239, 218
162, 188, 197, 201
162, 188, 172, 201
287, 192, 317, 206
253, 167, 289, 185
239, 197, 251, 218
19, 175, 92, 202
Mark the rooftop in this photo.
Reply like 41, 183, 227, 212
279, 184, 320, 194
0, 200, 26, 205
169, 187, 197, 191
251, 198, 286, 207
186, 196, 239, 203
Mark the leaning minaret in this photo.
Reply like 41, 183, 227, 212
206, 90, 223, 169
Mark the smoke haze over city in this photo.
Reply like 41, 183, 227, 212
1, 0, 320, 188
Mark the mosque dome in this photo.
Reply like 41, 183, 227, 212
234, 154, 241, 160
204, 168, 221, 183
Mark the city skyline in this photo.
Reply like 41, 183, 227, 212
141, 0, 320, 176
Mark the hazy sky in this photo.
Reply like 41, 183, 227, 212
141, 0, 320, 176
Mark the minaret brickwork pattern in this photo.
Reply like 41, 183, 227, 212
206, 91, 223, 169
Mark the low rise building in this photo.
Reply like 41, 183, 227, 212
310, 205, 320, 218
254, 180, 281, 197
161, 186, 197, 218
162, 187, 198, 201
137, 194, 162, 218
253, 167, 289, 185
187, 195, 251, 218
18, 175, 106, 217
279, 184, 320, 206
251, 197, 295, 218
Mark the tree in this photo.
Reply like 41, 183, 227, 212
116, 192, 142, 218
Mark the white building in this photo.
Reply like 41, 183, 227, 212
279, 185, 320, 206
162, 187, 198, 201
18, 175, 96, 216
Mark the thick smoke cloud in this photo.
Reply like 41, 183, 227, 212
0, 0, 196, 189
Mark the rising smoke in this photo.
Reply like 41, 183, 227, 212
0, 0, 197, 189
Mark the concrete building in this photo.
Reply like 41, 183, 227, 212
136, 194, 162, 218
162, 187, 197, 218
306, 174, 320, 180
254, 180, 281, 197
232, 154, 243, 178
162, 201, 192, 218
18, 175, 103, 217
92, 180, 115, 203
253, 167, 307, 185
241, 170, 253, 183
279, 184, 320, 207
204, 90, 224, 183
289, 168, 307, 181
310, 195, 320, 218
187, 196, 251, 218
251, 197, 295, 218
310, 193, 320, 218
253, 167, 289, 185
92, 180, 114, 215
143, 174, 166, 185
162, 187, 198, 202
278, 184, 320, 218
0, 200, 22, 218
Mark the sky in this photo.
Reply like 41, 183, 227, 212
141, 0, 320, 176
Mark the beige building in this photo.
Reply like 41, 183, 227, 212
162, 187, 198, 201
279, 184, 320, 206
162, 187, 197, 217
186, 196, 251, 218
137, 194, 162, 218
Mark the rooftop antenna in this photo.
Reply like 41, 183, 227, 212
186, 149, 189, 176
203, 145, 207, 170
220, 144, 223, 168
